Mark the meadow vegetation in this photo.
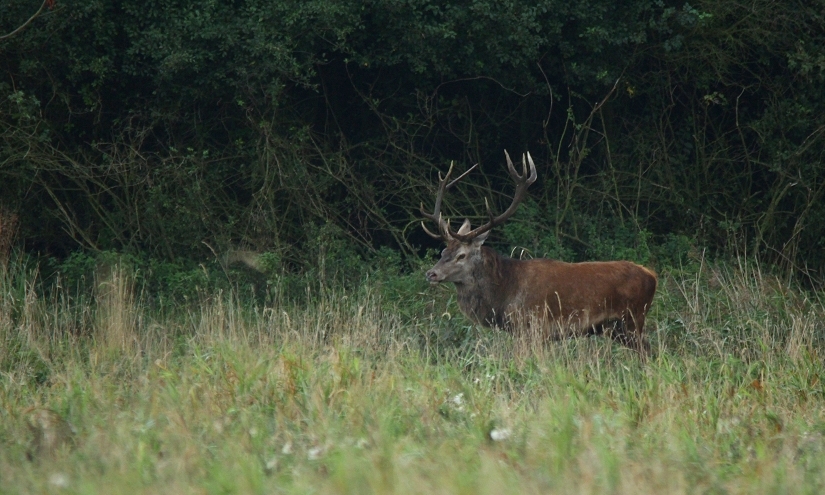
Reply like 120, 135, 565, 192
2, 252, 825, 494
4, 2, 825, 492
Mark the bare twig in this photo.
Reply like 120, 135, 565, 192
0, 0, 50, 41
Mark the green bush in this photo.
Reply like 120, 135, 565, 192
2, 0, 825, 280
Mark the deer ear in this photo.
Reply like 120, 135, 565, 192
457, 218, 472, 235
473, 231, 489, 246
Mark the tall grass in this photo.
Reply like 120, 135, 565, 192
1, 255, 824, 494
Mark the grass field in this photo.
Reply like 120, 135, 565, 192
2, 256, 825, 494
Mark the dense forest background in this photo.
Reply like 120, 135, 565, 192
2, 0, 825, 288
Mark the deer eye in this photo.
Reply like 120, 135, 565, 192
456, 253, 466, 261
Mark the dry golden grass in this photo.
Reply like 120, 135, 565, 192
1, 258, 824, 493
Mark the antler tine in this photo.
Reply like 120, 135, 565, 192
484, 197, 495, 225
504, 149, 538, 183
421, 220, 442, 239
446, 162, 479, 189
449, 150, 538, 242
421, 161, 480, 240
504, 149, 518, 178
523, 151, 538, 183
420, 161, 454, 222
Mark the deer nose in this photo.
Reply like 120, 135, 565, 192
426, 269, 440, 283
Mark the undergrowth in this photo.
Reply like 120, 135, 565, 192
1, 254, 824, 494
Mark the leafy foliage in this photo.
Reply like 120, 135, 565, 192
2, 0, 825, 280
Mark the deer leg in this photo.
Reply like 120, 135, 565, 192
608, 314, 650, 356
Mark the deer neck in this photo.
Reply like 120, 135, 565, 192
453, 247, 508, 327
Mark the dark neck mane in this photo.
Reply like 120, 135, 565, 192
453, 247, 510, 327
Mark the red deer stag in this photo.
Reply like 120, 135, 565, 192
422, 151, 657, 353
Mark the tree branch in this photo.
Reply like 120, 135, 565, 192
0, 0, 49, 41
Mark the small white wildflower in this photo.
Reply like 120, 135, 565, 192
281, 441, 293, 455
48, 472, 70, 489
799, 431, 824, 454
307, 446, 324, 460
489, 428, 512, 442
451, 393, 464, 406
249, 427, 258, 437
716, 416, 742, 434
265, 457, 278, 471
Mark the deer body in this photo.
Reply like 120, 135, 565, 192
422, 151, 657, 353
428, 243, 657, 348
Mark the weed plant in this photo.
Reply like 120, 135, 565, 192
1, 253, 825, 494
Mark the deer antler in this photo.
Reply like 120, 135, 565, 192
419, 161, 479, 239
421, 151, 537, 242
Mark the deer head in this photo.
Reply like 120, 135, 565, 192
422, 150, 537, 284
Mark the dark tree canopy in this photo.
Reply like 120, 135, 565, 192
2, 0, 824, 278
